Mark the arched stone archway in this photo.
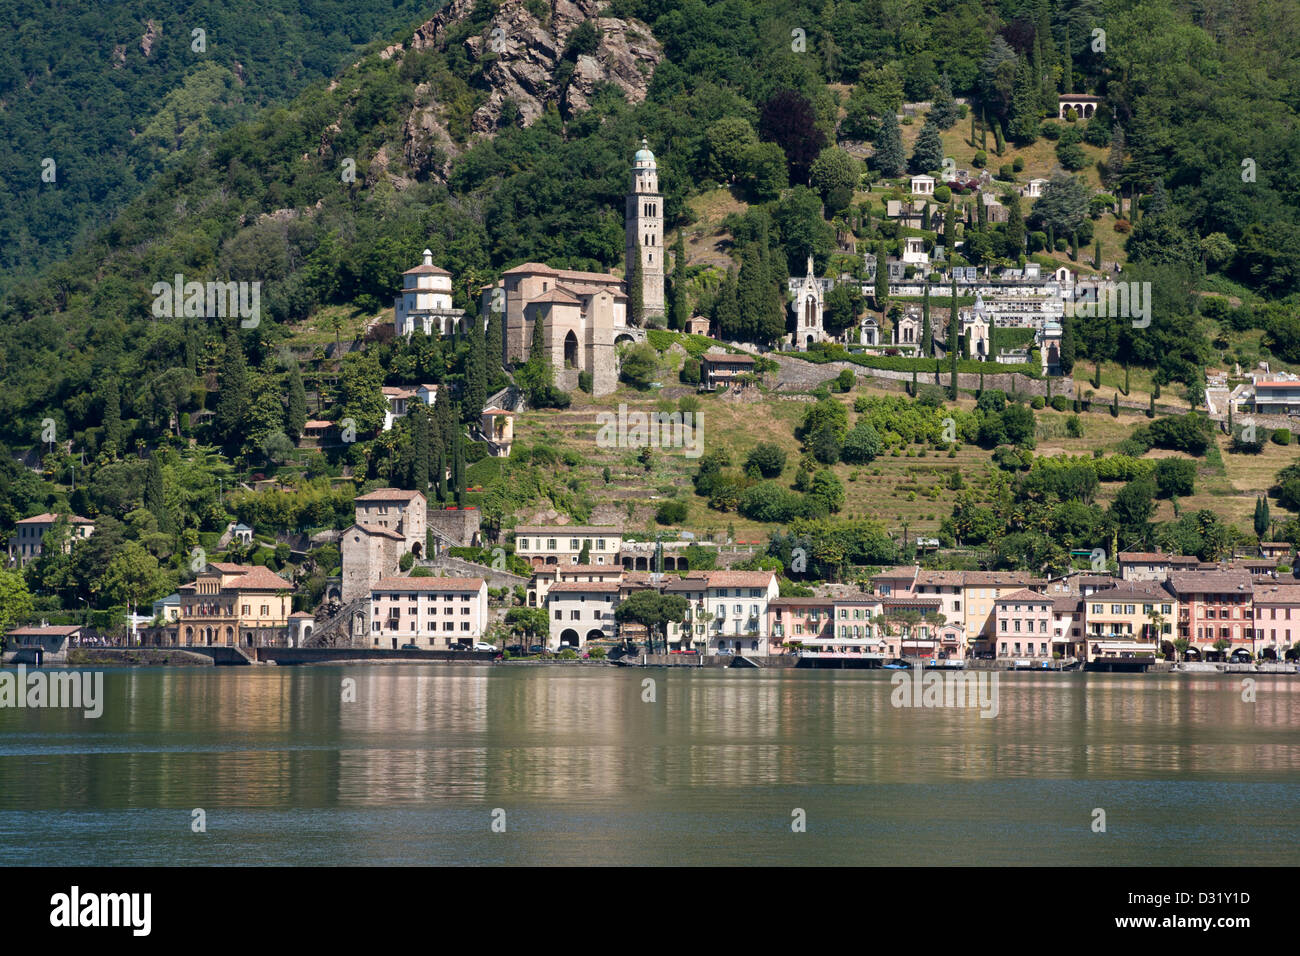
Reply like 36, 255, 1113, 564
560, 629, 580, 647
563, 330, 579, 368
585, 629, 605, 645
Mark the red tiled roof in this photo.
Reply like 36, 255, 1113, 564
995, 588, 1049, 603
703, 571, 777, 588
355, 488, 425, 502
701, 351, 756, 364
372, 577, 485, 591
350, 524, 405, 541
7, 625, 81, 636
547, 581, 621, 593
16, 513, 92, 524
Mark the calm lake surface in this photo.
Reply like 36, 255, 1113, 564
1, 665, 1298, 866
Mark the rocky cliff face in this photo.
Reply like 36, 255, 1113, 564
397, 0, 662, 182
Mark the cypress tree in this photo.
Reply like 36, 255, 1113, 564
1147, 392, 1155, 418
102, 380, 122, 459
627, 251, 644, 326
874, 240, 889, 309
713, 268, 740, 338
970, 110, 977, 148
465, 319, 487, 422
215, 331, 249, 446
980, 108, 988, 149
485, 308, 504, 380
1123, 363, 1131, 396
670, 232, 689, 331
1059, 309, 1076, 375
1255, 497, 1270, 540
921, 285, 932, 357
943, 200, 955, 252
736, 244, 769, 343
434, 445, 447, 502
1062, 24, 1073, 95
285, 363, 307, 441
1111, 393, 1119, 417
948, 279, 960, 400
145, 453, 169, 533
1093, 238, 1103, 270
1005, 193, 1025, 256
452, 430, 466, 504
1008, 56, 1040, 144
411, 408, 430, 492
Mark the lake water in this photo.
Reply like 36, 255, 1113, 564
1, 665, 1298, 866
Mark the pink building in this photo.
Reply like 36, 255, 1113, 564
1168, 570, 1254, 660
993, 589, 1056, 659
768, 597, 834, 653
1251, 583, 1300, 659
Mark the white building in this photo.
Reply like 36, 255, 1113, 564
394, 250, 465, 337
547, 581, 620, 649
788, 255, 828, 350
910, 174, 935, 196
368, 576, 488, 649
7, 513, 94, 567
514, 525, 623, 569
663, 571, 780, 655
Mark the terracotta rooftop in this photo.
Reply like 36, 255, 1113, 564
351, 524, 406, 541
355, 488, 425, 502
701, 351, 756, 364
16, 513, 93, 524
1167, 570, 1254, 594
547, 581, 621, 593
995, 588, 1050, 603
372, 577, 485, 591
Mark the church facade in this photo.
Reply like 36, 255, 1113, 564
394, 141, 661, 398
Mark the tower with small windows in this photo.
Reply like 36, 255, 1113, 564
625, 138, 665, 321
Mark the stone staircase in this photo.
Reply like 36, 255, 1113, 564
304, 596, 371, 648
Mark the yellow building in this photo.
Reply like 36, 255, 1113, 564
178, 562, 295, 648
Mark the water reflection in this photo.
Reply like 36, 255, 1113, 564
1, 667, 1298, 864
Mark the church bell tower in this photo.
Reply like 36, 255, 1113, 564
625, 138, 665, 321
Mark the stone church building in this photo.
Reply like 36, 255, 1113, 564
480, 139, 660, 396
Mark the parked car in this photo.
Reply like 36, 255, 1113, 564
528, 644, 545, 654
505, 644, 525, 655
473, 642, 497, 652
449, 642, 471, 651
400, 643, 420, 651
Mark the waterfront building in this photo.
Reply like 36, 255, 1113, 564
662, 570, 779, 655
179, 563, 294, 648
1167, 570, 1255, 660
547, 581, 620, 649
368, 576, 488, 649
1250, 583, 1300, 659
994, 589, 1058, 659
1081, 585, 1174, 664
1118, 550, 1200, 582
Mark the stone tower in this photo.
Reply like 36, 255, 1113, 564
625, 138, 664, 321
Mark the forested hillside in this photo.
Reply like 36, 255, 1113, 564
0, 0, 439, 290
3, 0, 1300, 601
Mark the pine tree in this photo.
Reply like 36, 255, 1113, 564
921, 285, 932, 357
285, 363, 307, 441
215, 332, 249, 446
910, 120, 944, 174
874, 111, 906, 177
102, 380, 122, 459
670, 232, 689, 331
930, 74, 959, 129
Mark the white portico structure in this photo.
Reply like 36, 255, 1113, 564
395, 250, 465, 336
